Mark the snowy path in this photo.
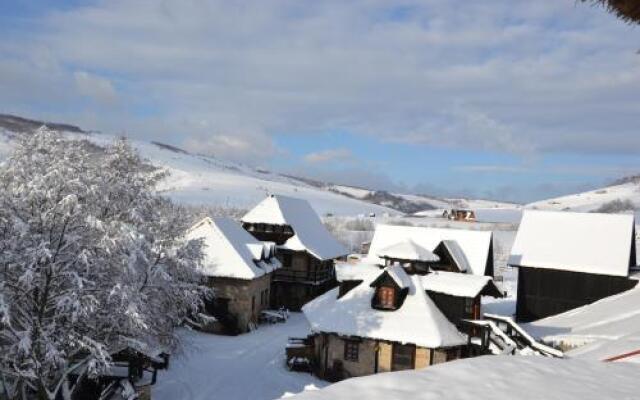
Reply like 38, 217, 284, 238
153, 314, 327, 400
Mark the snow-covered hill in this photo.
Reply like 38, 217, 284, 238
0, 114, 525, 217
526, 180, 640, 213
328, 184, 519, 214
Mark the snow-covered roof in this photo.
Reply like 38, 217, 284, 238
365, 224, 493, 276
382, 264, 413, 289
242, 195, 348, 260
186, 217, 281, 280
335, 262, 381, 282
439, 240, 470, 273
421, 271, 500, 298
285, 355, 640, 400
302, 267, 466, 348
509, 210, 636, 277
377, 240, 440, 262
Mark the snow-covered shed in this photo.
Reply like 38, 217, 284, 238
509, 210, 638, 322
302, 265, 467, 379
186, 217, 282, 333
242, 195, 348, 310
365, 224, 494, 276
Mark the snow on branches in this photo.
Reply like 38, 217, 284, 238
0, 128, 209, 399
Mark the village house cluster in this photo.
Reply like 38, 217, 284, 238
184, 194, 638, 383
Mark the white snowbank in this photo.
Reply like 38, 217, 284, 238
526, 284, 640, 362
284, 355, 640, 400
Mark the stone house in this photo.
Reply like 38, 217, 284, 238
301, 264, 469, 380
186, 217, 281, 333
242, 195, 348, 310
294, 223, 503, 380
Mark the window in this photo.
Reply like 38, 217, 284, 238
392, 343, 415, 371
464, 298, 474, 315
344, 340, 359, 362
378, 286, 396, 309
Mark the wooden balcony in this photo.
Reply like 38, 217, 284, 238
273, 267, 335, 284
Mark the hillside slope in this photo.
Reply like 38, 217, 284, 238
527, 181, 640, 213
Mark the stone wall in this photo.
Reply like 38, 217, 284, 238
312, 334, 456, 380
210, 273, 272, 332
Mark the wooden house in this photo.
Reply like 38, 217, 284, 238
509, 210, 638, 322
295, 233, 502, 382
301, 264, 467, 381
186, 217, 282, 333
242, 195, 348, 311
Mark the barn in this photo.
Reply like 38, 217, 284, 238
509, 210, 638, 322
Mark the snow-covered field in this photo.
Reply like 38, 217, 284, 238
285, 355, 640, 400
527, 181, 640, 213
153, 314, 327, 400
526, 284, 640, 362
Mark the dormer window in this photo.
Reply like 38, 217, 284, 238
370, 265, 410, 311
378, 286, 396, 309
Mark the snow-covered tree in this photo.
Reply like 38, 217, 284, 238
0, 128, 208, 399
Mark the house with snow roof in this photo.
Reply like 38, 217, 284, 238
299, 260, 502, 380
242, 195, 348, 310
186, 217, 282, 333
509, 210, 638, 322
365, 224, 495, 276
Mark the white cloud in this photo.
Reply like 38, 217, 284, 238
304, 148, 352, 164
0, 0, 639, 164
74, 71, 117, 104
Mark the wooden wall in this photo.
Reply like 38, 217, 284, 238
516, 267, 638, 322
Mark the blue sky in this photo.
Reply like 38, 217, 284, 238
1, 1, 639, 202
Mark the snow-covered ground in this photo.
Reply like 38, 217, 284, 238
153, 314, 327, 400
527, 181, 640, 213
525, 284, 640, 363
285, 355, 640, 400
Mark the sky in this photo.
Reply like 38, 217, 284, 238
1, 0, 639, 203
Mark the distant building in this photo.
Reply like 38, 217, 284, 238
186, 217, 282, 333
445, 209, 476, 222
509, 210, 638, 322
242, 195, 348, 310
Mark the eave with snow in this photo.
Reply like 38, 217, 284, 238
509, 210, 638, 322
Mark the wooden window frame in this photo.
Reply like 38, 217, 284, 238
343, 339, 359, 362
378, 286, 396, 309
